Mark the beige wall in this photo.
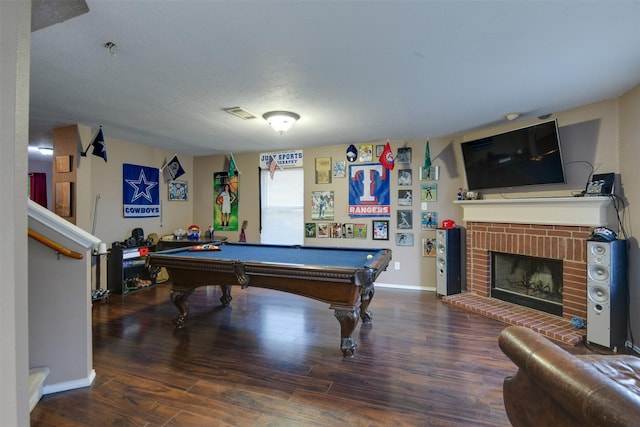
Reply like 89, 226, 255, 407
2, 0, 31, 424
194, 139, 464, 288
76, 124, 195, 246
618, 84, 640, 345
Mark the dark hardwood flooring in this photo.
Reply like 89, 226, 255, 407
31, 284, 592, 426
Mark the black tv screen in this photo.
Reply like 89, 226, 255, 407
461, 120, 566, 191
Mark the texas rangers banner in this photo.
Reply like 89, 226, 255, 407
123, 163, 160, 218
348, 163, 391, 217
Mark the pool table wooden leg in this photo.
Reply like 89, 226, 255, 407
219, 285, 232, 306
170, 288, 194, 328
334, 307, 359, 358
359, 284, 375, 324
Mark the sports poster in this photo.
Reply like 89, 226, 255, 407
348, 163, 390, 217
213, 171, 239, 231
123, 163, 160, 218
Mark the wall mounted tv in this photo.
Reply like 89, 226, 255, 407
461, 120, 566, 191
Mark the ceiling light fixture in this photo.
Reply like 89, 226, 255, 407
38, 147, 54, 155
505, 113, 521, 121
262, 111, 300, 134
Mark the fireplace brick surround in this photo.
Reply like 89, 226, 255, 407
442, 197, 615, 345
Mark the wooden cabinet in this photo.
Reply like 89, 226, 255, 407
107, 245, 156, 294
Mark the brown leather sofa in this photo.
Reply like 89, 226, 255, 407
498, 326, 640, 427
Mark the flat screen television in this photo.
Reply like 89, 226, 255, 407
461, 120, 566, 191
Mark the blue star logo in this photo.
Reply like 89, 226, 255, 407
126, 169, 158, 203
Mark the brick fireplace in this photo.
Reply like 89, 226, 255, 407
443, 196, 615, 344
465, 221, 591, 320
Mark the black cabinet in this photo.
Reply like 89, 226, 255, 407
107, 245, 156, 294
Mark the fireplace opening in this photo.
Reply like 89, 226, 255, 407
491, 252, 563, 316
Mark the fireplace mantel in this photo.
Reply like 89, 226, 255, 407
454, 196, 615, 227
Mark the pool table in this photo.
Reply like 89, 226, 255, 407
148, 243, 392, 357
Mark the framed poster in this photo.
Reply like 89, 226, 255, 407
397, 147, 412, 163
343, 223, 354, 238
420, 165, 440, 181
359, 144, 373, 162
315, 157, 332, 184
168, 180, 188, 201
422, 237, 436, 257
317, 222, 329, 238
305, 222, 317, 238
333, 160, 346, 178
421, 211, 437, 230
375, 144, 385, 157
421, 183, 437, 201
396, 233, 414, 246
330, 222, 342, 238
311, 191, 334, 220
398, 169, 412, 186
397, 210, 412, 229
398, 189, 412, 206
372, 220, 389, 240
354, 223, 367, 239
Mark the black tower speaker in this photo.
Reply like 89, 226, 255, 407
436, 227, 462, 296
586, 239, 628, 351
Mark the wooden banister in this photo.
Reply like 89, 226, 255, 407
28, 228, 84, 260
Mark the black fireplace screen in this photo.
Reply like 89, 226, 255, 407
491, 252, 563, 316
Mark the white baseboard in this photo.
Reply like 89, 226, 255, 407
29, 367, 50, 412
375, 282, 436, 292
43, 369, 96, 395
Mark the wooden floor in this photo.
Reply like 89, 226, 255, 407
31, 284, 593, 426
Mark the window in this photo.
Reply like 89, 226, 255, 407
260, 168, 304, 245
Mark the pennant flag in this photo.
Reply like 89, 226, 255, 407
228, 153, 237, 178
379, 140, 394, 170
82, 126, 107, 162
424, 139, 432, 169
163, 155, 185, 182
269, 154, 279, 179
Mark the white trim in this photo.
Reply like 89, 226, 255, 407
376, 282, 436, 292
454, 196, 615, 227
42, 370, 96, 395
27, 199, 100, 249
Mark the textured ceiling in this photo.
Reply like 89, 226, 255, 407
28, 1, 640, 162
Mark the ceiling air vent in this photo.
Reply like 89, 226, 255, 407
222, 107, 257, 120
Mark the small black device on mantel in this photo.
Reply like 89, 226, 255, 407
585, 173, 615, 196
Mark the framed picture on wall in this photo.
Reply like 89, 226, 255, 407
398, 169, 412, 185
398, 189, 413, 206
397, 147, 412, 163
372, 220, 389, 240
317, 222, 329, 238
168, 180, 188, 201
354, 223, 367, 239
422, 237, 436, 257
397, 210, 412, 229
305, 222, 317, 238
396, 233, 414, 246
343, 223, 354, 238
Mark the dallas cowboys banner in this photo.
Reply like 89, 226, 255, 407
123, 163, 160, 218
348, 163, 391, 217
